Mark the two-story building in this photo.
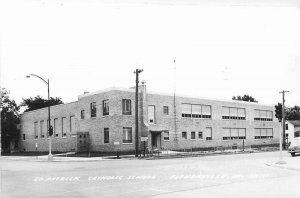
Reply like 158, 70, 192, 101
19, 82, 280, 153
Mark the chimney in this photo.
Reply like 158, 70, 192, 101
84, 91, 90, 94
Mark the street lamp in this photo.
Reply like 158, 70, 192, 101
26, 74, 53, 161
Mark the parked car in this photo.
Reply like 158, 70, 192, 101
288, 137, 300, 157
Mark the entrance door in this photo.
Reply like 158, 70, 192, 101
151, 132, 161, 149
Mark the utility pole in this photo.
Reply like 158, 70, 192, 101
279, 90, 289, 150
134, 69, 143, 157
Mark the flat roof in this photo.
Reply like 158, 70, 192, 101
78, 86, 275, 107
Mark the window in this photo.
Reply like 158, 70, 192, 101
54, 118, 58, 137
122, 99, 132, 115
81, 110, 85, 119
148, 105, 155, 124
222, 107, 245, 120
286, 124, 289, 130
223, 128, 246, 140
202, 105, 211, 118
40, 120, 44, 138
62, 117, 67, 137
255, 128, 273, 139
182, 132, 187, 139
192, 104, 201, 118
104, 128, 109, 143
182, 103, 211, 119
23, 134, 25, 140
91, 102, 97, 118
182, 104, 192, 117
163, 106, 169, 115
34, 122, 38, 139
123, 127, 132, 143
164, 131, 169, 141
70, 116, 75, 133
103, 100, 109, 116
206, 127, 212, 141
295, 131, 300, 138
254, 110, 273, 121
198, 131, 203, 139
191, 131, 196, 139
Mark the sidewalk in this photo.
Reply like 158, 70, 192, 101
265, 154, 300, 171
0, 154, 135, 162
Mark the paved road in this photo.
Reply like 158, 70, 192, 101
1, 151, 300, 198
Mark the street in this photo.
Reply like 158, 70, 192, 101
1, 151, 300, 198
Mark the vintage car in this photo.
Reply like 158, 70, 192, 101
288, 137, 300, 157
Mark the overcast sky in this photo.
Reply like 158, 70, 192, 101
1, 0, 299, 111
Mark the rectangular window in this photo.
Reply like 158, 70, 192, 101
148, 105, 155, 124
267, 128, 273, 138
286, 124, 288, 130
40, 120, 44, 138
198, 131, 203, 139
192, 104, 201, 118
254, 110, 273, 121
34, 122, 38, 139
163, 106, 169, 115
206, 127, 212, 141
229, 107, 238, 119
104, 128, 109, 143
103, 100, 109, 116
54, 118, 58, 137
231, 128, 239, 139
62, 117, 67, 137
81, 110, 85, 119
164, 131, 170, 141
255, 128, 261, 139
239, 128, 246, 139
122, 99, 132, 115
23, 134, 25, 140
90, 102, 97, 118
237, 108, 246, 120
70, 116, 75, 133
123, 127, 132, 143
222, 107, 230, 119
191, 131, 196, 139
182, 104, 192, 117
202, 105, 211, 118
182, 132, 187, 139
223, 128, 231, 140
223, 128, 246, 140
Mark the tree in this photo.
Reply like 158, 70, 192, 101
1, 88, 20, 151
232, 94, 258, 102
286, 106, 300, 120
21, 95, 63, 112
275, 103, 300, 121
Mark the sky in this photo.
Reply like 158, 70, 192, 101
1, 0, 300, 112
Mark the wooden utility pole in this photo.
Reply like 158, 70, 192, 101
279, 90, 289, 149
134, 69, 143, 157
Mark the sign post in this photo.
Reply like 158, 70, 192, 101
35, 143, 38, 159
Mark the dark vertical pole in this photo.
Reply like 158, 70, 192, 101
280, 90, 289, 150
134, 69, 143, 157
144, 141, 146, 157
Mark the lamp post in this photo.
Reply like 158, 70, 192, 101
26, 74, 53, 161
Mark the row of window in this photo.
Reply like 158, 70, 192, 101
33, 116, 75, 139
81, 100, 273, 123
103, 127, 132, 144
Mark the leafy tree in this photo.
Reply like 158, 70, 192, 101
21, 95, 63, 112
232, 94, 258, 102
1, 88, 20, 151
286, 106, 300, 120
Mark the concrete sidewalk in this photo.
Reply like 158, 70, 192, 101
0, 154, 135, 162
265, 154, 300, 171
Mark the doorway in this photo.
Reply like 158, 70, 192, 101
151, 132, 162, 149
